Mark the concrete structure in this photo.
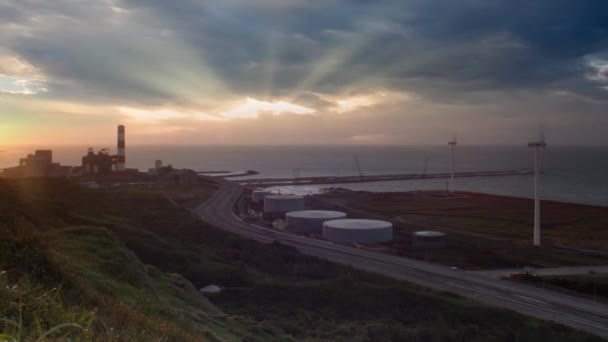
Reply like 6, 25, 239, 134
20, 150, 52, 177
252, 190, 271, 203
2, 150, 71, 178
149, 160, 164, 176
263, 195, 305, 215
286, 210, 347, 234
82, 148, 114, 175
412, 231, 447, 249
117, 125, 126, 171
323, 219, 392, 244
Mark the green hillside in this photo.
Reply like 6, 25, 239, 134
0, 178, 603, 341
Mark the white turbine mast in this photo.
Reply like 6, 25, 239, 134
528, 131, 547, 246
448, 137, 457, 193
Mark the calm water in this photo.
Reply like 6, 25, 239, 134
1, 145, 607, 206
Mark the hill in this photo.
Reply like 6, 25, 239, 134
0, 178, 604, 341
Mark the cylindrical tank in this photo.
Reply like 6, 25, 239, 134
252, 190, 271, 203
323, 219, 392, 244
412, 231, 447, 249
286, 210, 347, 234
263, 195, 305, 214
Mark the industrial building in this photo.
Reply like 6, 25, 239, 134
80, 124, 129, 175
412, 231, 447, 249
263, 195, 305, 216
117, 125, 126, 171
323, 219, 393, 244
82, 148, 115, 174
2, 150, 71, 178
252, 190, 271, 203
286, 210, 347, 234
148, 160, 164, 175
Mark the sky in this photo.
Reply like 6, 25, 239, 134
1, 0, 608, 146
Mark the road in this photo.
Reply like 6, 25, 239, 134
474, 265, 608, 279
195, 181, 608, 338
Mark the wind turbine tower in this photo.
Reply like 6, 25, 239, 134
448, 137, 457, 192
528, 137, 547, 246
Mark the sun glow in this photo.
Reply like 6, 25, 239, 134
117, 97, 314, 124
118, 107, 226, 123
220, 98, 315, 119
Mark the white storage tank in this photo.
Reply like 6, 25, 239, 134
264, 195, 305, 214
252, 190, 271, 203
412, 231, 447, 249
286, 210, 347, 234
323, 219, 392, 244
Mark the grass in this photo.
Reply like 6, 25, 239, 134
0, 178, 231, 341
0, 178, 606, 341
517, 273, 608, 302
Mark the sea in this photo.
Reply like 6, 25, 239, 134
1, 145, 607, 207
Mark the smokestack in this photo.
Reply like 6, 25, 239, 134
117, 125, 126, 171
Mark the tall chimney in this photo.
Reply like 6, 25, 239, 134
117, 125, 126, 171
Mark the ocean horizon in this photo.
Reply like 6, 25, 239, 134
2, 144, 607, 207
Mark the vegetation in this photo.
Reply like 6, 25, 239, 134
0, 178, 605, 341
518, 273, 608, 301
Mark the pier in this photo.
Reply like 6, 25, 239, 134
238, 170, 533, 187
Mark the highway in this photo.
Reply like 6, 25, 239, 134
195, 181, 608, 338
474, 265, 608, 279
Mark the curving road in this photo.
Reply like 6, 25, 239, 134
195, 181, 608, 338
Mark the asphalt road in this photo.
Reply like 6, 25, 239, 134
474, 265, 608, 279
195, 181, 608, 338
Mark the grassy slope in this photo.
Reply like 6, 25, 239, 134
518, 273, 608, 301
0, 179, 236, 341
0, 178, 605, 341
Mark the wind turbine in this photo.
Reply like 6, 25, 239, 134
528, 131, 547, 246
448, 137, 457, 192
354, 154, 364, 178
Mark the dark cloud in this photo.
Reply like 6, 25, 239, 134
2, 0, 608, 131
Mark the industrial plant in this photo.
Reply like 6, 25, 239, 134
81, 125, 131, 175
323, 219, 393, 244
2, 149, 72, 178
243, 188, 397, 246
412, 231, 448, 249
285, 210, 347, 234
263, 195, 305, 218
252, 190, 271, 204
1, 125, 135, 179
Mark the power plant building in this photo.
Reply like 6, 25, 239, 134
412, 231, 447, 249
20, 150, 53, 177
2, 150, 71, 178
80, 124, 128, 175
323, 219, 393, 244
285, 210, 347, 234
264, 195, 305, 215
81, 148, 115, 175
117, 125, 126, 171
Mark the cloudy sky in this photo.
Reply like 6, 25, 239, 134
1, 0, 608, 146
